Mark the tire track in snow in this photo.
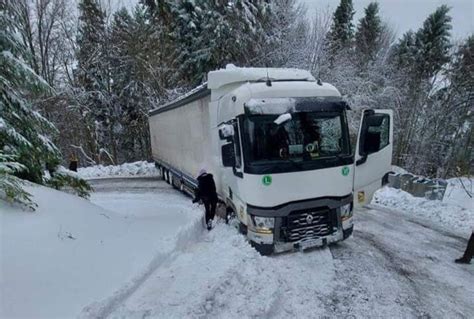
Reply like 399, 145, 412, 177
79, 214, 205, 319
332, 207, 474, 319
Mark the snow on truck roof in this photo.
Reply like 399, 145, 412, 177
207, 64, 316, 89
149, 66, 329, 116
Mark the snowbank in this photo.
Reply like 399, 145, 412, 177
443, 177, 473, 211
372, 186, 474, 236
77, 161, 159, 179
390, 165, 409, 175
0, 183, 200, 318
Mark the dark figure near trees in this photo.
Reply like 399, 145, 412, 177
69, 153, 78, 172
455, 231, 474, 264
193, 169, 218, 231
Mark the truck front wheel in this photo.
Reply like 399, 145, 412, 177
250, 241, 274, 256
225, 207, 236, 224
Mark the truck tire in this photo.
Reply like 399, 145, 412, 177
250, 241, 274, 256
225, 207, 236, 224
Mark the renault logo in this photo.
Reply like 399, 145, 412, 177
306, 214, 314, 224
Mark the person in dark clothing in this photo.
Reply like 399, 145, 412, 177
68, 153, 78, 172
455, 231, 474, 264
192, 169, 218, 231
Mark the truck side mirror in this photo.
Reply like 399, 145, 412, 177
221, 143, 235, 167
218, 123, 234, 140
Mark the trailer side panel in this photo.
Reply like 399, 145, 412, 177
149, 95, 212, 180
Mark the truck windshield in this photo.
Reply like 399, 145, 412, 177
242, 111, 352, 174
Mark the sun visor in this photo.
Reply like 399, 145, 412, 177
244, 97, 349, 115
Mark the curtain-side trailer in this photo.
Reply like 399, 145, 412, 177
149, 65, 393, 255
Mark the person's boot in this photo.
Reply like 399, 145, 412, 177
455, 256, 471, 264
207, 220, 213, 231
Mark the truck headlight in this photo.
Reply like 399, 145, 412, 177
249, 215, 274, 233
340, 203, 352, 220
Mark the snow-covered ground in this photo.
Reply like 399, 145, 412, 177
77, 161, 159, 179
1, 177, 473, 319
373, 179, 474, 236
0, 179, 200, 319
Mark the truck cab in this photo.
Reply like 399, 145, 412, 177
210, 66, 393, 254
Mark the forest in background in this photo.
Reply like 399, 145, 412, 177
1, 0, 473, 206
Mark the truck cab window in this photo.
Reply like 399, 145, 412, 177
362, 114, 390, 155
244, 112, 350, 164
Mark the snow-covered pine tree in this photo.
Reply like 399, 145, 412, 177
415, 5, 452, 79
75, 0, 117, 164
390, 30, 418, 71
76, 0, 106, 91
423, 36, 473, 177
355, 2, 382, 65
143, 0, 277, 87
325, 0, 355, 56
1, 0, 90, 209
389, 6, 453, 172
109, 6, 153, 162
257, 0, 310, 68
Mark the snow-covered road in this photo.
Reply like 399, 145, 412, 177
85, 178, 473, 319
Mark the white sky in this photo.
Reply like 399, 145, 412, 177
299, 0, 473, 40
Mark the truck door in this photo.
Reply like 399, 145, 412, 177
353, 109, 393, 208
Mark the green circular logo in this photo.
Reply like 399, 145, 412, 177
262, 175, 272, 186
342, 166, 350, 176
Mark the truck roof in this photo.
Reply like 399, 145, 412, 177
149, 66, 333, 117
208, 65, 315, 89
149, 83, 210, 116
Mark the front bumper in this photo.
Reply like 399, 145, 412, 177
247, 195, 353, 253
274, 227, 346, 253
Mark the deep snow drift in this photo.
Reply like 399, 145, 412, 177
0, 181, 200, 319
77, 161, 159, 179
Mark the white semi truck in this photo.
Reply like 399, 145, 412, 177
149, 65, 393, 255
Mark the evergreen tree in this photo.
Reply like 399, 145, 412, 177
415, 5, 452, 78
390, 30, 418, 70
326, 0, 355, 55
76, 0, 106, 91
392, 5, 452, 79
1, 1, 90, 209
355, 2, 382, 63
75, 0, 115, 163
144, 0, 272, 87
109, 6, 153, 162
438, 36, 474, 176
389, 6, 453, 171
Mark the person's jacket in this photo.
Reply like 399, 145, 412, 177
193, 173, 218, 203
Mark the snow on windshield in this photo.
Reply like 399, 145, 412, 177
245, 98, 296, 115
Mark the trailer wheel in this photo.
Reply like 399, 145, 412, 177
170, 174, 179, 190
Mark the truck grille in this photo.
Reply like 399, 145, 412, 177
283, 208, 334, 242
